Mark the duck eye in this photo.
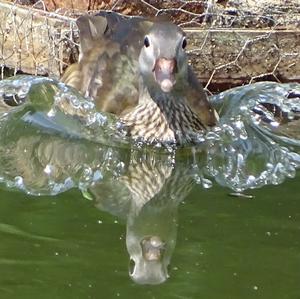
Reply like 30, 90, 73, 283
144, 36, 150, 48
182, 37, 187, 49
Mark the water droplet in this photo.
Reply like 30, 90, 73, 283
44, 164, 54, 175
14, 176, 24, 187
202, 178, 213, 189
93, 170, 103, 182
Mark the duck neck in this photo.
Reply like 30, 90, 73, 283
121, 79, 205, 144
139, 80, 175, 105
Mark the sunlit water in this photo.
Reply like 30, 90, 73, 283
0, 76, 299, 297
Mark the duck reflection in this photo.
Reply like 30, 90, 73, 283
90, 151, 196, 284
0, 121, 198, 284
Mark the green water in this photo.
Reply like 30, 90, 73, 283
0, 177, 299, 299
0, 76, 300, 298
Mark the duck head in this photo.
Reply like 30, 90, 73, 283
139, 22, 188, 93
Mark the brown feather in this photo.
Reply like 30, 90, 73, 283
61, 13, 219, 144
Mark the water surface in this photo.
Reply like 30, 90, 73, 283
0, 178, 299, 299
0, 76, 299, 298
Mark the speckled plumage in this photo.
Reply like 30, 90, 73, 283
121, 91, 206, 144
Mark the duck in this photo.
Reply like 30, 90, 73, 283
61, 12, 218, 145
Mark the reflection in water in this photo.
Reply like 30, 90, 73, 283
90, 152, 196, 284
0, 76, 300, 284
0, 124, 197, 284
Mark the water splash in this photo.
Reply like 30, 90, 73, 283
206, 82, 300, 191
0, 76, 129, 146
0, 76, 299, 194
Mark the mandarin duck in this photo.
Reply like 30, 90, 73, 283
62, 12, 218, 144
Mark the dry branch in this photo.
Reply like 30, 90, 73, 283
0, 1, 78, 77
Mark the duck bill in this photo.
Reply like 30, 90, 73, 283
153, 58, 177, 93
141, 236, 165, 262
